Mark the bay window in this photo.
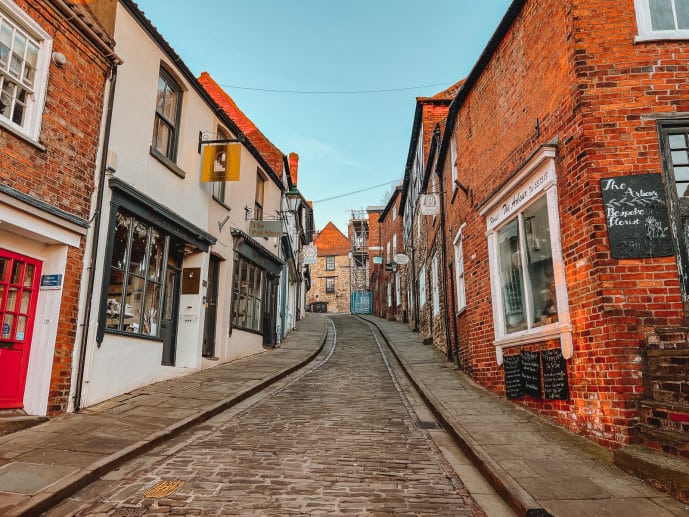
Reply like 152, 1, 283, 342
481, 147, 571, 364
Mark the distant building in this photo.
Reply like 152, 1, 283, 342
307, 222, 350, 313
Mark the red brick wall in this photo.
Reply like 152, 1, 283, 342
441, 0, 687, 448
0, 1, 111, 414
378, 197, 405, 320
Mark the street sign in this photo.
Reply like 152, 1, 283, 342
393, 253, 409, 265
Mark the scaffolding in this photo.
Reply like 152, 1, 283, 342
349, 210, 370, 300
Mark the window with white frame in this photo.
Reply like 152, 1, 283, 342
431, 252, 440, 315
395, 272, 401, 307
0, 0, 51, 140
392, 204, 397, 221
450, 130, 458, 188
386, 241, 390, 263
635, 0, 689, 39
325, 255, 335, 271
392, 233, 397, 255
387, 281, 392, 307
419, 264, 426, 307
453, 227, 466, 312
481, 147, 571, 362
152, 68, 182, 161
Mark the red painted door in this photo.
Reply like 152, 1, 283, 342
0, 250, 41, 409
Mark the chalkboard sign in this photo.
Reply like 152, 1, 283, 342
600, 174, 674, 258
504, 354, 524, 399
542, 348, 570, 400
521, 350, 542, 398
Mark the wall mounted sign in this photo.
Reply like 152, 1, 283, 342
181, 267, 201, 295
393, 253, 410, 265
201, 143, 241, 182
40, 274, 63, 290
600, 174, 674, 258
303, 243, 318, 265
542, 348, 569, 400
419, 194, 440, 216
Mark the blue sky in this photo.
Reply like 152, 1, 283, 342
134, 0, 512, 233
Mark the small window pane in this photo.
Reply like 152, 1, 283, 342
6, 287, 17, 311
124, 275, 145, 332
677, 0, 689, 28
128, 221, 148, 276
651, 0, 677, 29
143, 282, 160, 336
498, 220, 525, 333
154, 120, 171, 155
1, 313, 13, 338
148, 230, 164, 282
15, 315, 26, 340
669, 133, 687, 149
672, 150, 689, 165
10, 261, 21, 284
676, 182, 689, 198
19, 291, 29, 313
0, 22, 11, 48
0, 257, 8, 281
675, 166, 689, 182
112, 213, 130, 269
0, 43, 8, 67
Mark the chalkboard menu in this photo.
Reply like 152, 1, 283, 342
600, 174, 674, 259
503, 354, 523, 399
521, 351, 542, 398
542, 348, 570, 400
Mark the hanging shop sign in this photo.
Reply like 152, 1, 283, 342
201, 143, 241, 182
249, 220, 283, 238
419, 194, 440, 216
393, 253, 410, 265
303, 243, 318, 265
600, 173, 673, 258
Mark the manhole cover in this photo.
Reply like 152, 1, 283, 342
415, 420, 440, 429
144, 479, 184, 498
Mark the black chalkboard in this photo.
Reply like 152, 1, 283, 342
521, 350, 542, 398
542, 348, 570, 400
600, 174, 674, 258
504, 354, 523, 399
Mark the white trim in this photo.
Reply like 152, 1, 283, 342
453, 224, 466, 313
0, 0, 53, 141
634, 0, 689, 40
432, 252, 440, 316
484, 149, 572, 364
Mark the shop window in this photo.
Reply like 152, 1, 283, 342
635, 0, 689, 40
325, 255, 335, 271
325, 277, 335, 293
232, 256, 264, 332
482, 147, 571, 363
104, 210, 167, 337
152, 67, 182, 162
432, 252, 440, 316
453, 228, 466, 313
0, 0, 51, 141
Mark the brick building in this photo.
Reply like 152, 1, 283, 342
0, 0, 117, 416
307, 222, 350, 313
374, 186, 405, 321
410, 0, 689, 486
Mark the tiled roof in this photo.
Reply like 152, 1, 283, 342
314, 222, 350, 256
198, 72, 285, 176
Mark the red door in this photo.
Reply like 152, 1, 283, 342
0, 250, 41, 409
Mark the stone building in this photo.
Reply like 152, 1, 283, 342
307, 222, 350, 313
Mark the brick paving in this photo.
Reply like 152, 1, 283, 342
46, 316, 483, 516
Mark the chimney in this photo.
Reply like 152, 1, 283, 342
289, 152, 299, 186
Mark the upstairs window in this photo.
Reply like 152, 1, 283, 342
152, 68, 182, 161
325, 277, 335, 294
254, 170, 265, 221
0, 0, 51, 141
325, 255, 335, 271
635, 0, 689, 39
453, 228, 466, 313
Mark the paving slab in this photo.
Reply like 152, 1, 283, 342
361, 315, 689, 517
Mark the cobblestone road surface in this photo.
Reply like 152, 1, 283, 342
47, 316, 485, 516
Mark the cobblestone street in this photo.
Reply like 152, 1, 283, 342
47, 316, 485, 516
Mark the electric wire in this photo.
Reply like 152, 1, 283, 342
312, 179, 400, 204
218, 81, 456, 95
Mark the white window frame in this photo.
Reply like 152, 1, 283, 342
387, 281, 392, 307
450, 130, 458, 190
386, 241, 390, 263
634, 0, 689, 41
395, 272, 401, 307
419, 264, 426, 307
432, 252, 440, 316
479, 147, 571, 365
0, 0, 51, 142
453, 224, 466, 313
392, 233, 397, 255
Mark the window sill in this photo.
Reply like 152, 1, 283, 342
493, 322, 572, 365
232, 324, 264, 336
456, 305, 467, 317
635, 33, 689, 43
150, 146, 186, 178
212, 196, 231, 211
0, 119, 46, 152
103, 328, 163, 342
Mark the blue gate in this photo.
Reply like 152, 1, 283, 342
350, 291, 372, 314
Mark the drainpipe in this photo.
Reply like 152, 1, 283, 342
434, 127, 454, 363
73, 63, 118, 411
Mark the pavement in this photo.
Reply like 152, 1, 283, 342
0, 312, 687, 516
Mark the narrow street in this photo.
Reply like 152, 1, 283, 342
45, 316, 499, 516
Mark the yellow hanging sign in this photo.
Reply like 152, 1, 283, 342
201, 143, 241, 182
